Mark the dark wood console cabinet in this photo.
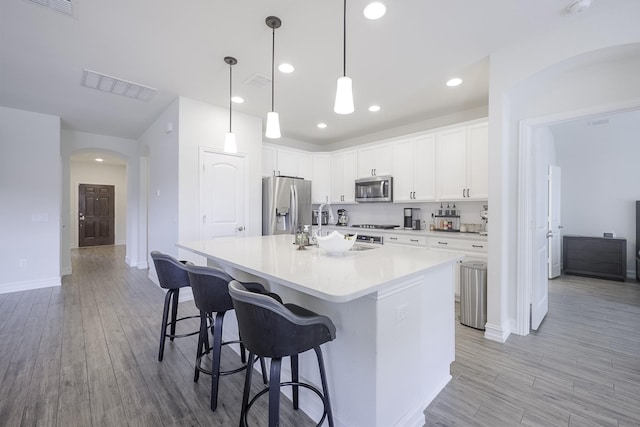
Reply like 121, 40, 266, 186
563, 235, 627, 281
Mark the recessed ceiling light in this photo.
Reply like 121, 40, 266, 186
368, 105, 381, 112
446, 78, 463, 87
278, 63, 295, 73
95, 158, 104, 162
364, 2, 386, 20
231, 96, 244, 104
317, 123, 327, 129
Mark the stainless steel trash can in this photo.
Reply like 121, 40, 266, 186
460, 261, 487, 330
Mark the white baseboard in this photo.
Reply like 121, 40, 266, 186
0, 277, 61, 295
484, 322, 511, 343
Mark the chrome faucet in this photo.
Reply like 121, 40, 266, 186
315, 199, 334, 241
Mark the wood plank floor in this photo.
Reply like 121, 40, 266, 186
425, 274, 640, 426
1, 245, 639, 426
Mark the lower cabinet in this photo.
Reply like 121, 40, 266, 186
429, 235, 487, 300
563, 235, 627, 281
384, 233, 428, 247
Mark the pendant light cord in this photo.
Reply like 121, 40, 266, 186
229, 63, 232, 132
342, 0, 346, 77
271, 26, 275, 112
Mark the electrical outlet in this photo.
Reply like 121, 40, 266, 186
395, 304, 408, 323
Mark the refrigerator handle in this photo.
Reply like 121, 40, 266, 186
290, 184, 298, 232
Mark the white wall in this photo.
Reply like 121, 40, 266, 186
69, 161, 127, 247
487, 1, 640, 341
141, 96, 263, 284
552, 110, 640, 276
0, 106, 61, 294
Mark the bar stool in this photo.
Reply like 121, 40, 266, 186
185, 265, 268, 412
228, 280, 336, 427
150, 251, 200, 362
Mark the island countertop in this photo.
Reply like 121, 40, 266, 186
177, 234, 462, 303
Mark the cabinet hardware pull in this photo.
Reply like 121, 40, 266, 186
389, 237, 398, 240
466, 188, 470, 198
410, 239, 419, 242
472, 244, 483, 248
462, 189, 465, 198
438, 241, 448, 245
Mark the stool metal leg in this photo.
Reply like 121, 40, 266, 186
194, 311, 208, 382
268, 358, 282, 427
158, 289, 173, 361
240, 351, 255, 427
209, 311, 226, 411
314, 346, 334, 427
169, 288, 180, 341
291, 354, 299, 410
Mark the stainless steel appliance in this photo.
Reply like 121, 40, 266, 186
262, 176, 312, 235
351, 224, 399, 229
355, 175, 393, 203
337, 209, 349, 226
404, 208, 421, 230
355, 234, 384, 245
312, 209, 328, 226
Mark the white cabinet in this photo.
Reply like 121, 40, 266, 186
262, 145, 312, 180
437, 122, 488, 201
330, 150, 357, 203
385, 233, 428, 247
391, 135, 436, 202
357, 144, 390, 178
312, 153, 331, 204
429, 235, 487, 299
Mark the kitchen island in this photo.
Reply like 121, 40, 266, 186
178, 234, 461, 427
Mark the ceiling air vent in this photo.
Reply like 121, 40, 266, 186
28, 0, 73, 16
244, 73, 271, 88
81, 69, 157, 102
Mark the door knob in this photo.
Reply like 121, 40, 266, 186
236, 226, 245, 231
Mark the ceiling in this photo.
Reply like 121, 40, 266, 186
0, 0, 625, 146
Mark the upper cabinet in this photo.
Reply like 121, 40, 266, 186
262, 144, 312, 180
357, 144, 391, 178
330, 150, 357, 203
391, 135, 436, 202
437, 122, 488, 201
312, 153, 331, 204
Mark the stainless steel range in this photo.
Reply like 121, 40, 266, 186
351, 224, 399, 230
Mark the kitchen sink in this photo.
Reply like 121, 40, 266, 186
350, 244, 379, 252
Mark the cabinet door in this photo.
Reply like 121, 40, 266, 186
262, 145, 277, 176
437, 128, 467, 200
413, 134, 436, 201
312, 154, 331, 203
276, 148, 298, 177
330, 152, 344, 203
466, 123, 488, 200
298, 152, 313, 180
357, 144, 390, 178
391, 139, 414, 202
342, 150, 358, 202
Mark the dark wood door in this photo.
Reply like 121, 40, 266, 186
79, 184, 115, 247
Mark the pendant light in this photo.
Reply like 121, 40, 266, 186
224, 56, 238, 153
334, 0, 354, 114
265, 16, 282, 139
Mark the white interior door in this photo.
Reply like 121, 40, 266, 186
200, 150, 246, 239
548, 165, 562, 279
531, 162, 550, 330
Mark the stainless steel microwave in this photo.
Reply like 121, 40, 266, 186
355, 176, 393, 202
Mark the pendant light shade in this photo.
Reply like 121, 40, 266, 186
334, 0, 354, 115
265, 16, 282, 139
265, 112, 281, 139
224, 56, 238, 153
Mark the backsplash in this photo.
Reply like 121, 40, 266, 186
312, 200, 486, 229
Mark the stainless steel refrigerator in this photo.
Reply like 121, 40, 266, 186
262, 176, 312, 235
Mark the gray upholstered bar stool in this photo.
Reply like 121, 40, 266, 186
185, 265, 268, 412
150, 251, 200, 362
229, 280, 336, 427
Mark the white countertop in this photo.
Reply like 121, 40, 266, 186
321, 224, 488, 241
177, 234, 462, 303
